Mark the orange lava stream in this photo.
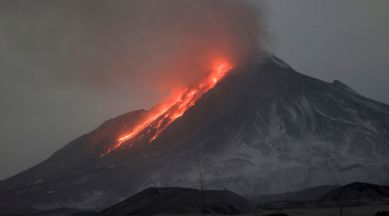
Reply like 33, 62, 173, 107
102, 62, 232, 156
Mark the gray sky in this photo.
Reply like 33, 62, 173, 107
0, 0, 388, 180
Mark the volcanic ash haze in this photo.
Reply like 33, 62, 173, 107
78, 0, 264, 92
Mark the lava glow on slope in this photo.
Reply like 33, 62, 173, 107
102, 62, 233, 156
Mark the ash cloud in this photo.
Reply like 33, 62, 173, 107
0, 0, 265, 102
76, 0, 265, 93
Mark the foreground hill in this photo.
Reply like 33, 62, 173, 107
97, 187, 255, 215
320, 182, 389, 202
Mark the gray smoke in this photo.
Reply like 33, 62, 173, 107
74, 0, 265, 92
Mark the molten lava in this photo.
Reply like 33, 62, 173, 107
102, 62, 233, 156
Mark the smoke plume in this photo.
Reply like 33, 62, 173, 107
78, 0, 264, 94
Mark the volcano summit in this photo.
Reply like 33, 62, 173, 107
1, 55, 388, 211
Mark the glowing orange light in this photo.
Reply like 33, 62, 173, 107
101, 62, 233, 156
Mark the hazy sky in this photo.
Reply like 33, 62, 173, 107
0, 0, 388, 180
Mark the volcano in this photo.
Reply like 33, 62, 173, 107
1, 55, 389, 211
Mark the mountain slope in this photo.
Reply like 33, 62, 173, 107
253, 182, 389, 209
1, 55, 389, 211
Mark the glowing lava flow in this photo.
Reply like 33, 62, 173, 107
102, 62, 233, 156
